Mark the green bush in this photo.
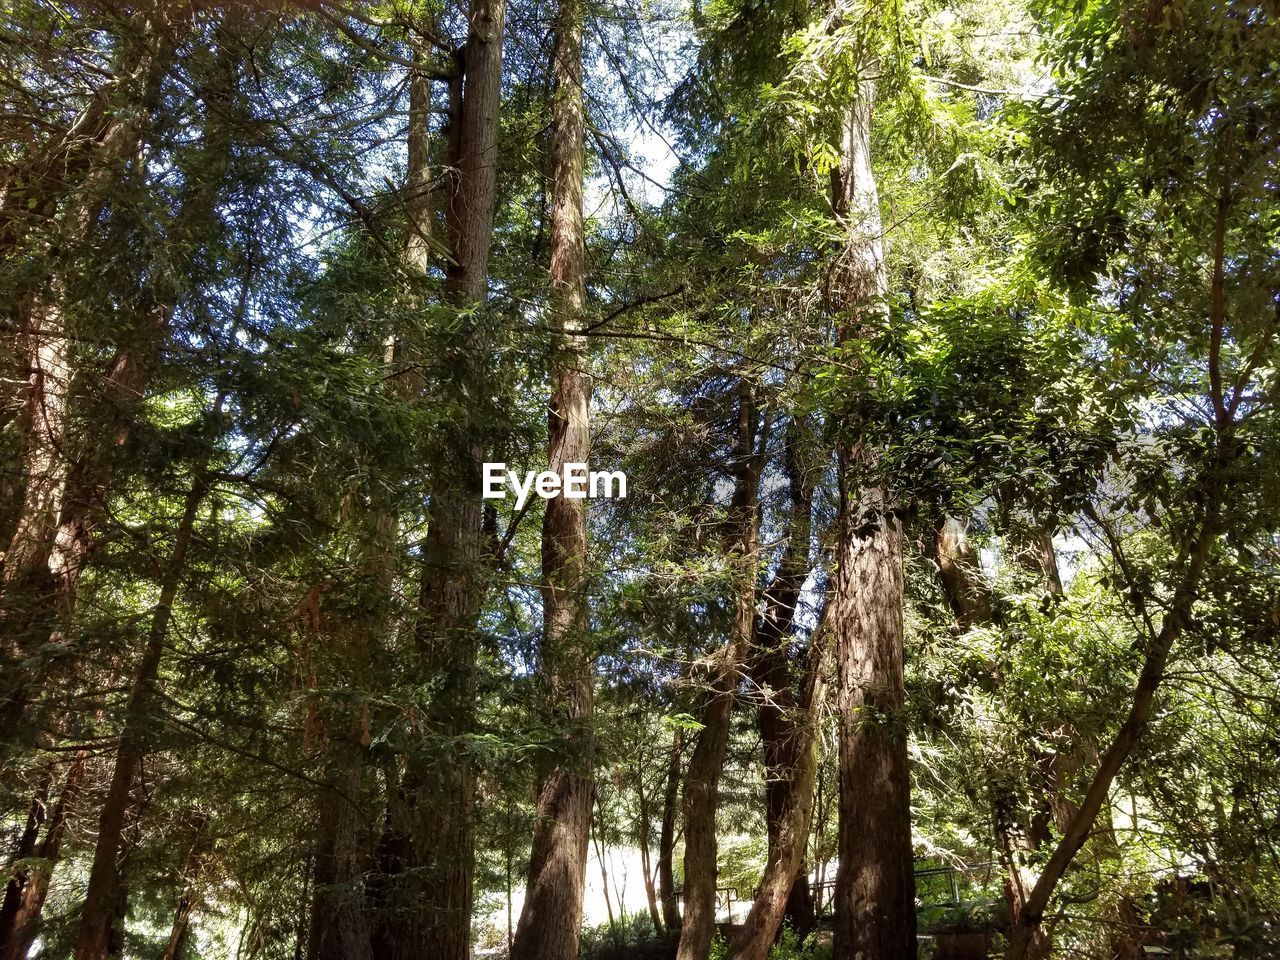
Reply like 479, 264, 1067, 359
579, 914, 675, 960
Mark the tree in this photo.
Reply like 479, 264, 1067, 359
509, 0, 595, 955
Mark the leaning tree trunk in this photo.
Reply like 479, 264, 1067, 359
1004, 486, 1227, 960
149, 809, 209, 960
0, 19, 176, 745
729, 695, 822, 960
159, 896, 194, 960
509, 0, 593, 956
1003, 230, 1251, 954
675, 384, 762, 960
636, 764, 665, 935
74, 396, 223, 960
827, 69, 917, 960
0, 751, 87, 960
730, 422, 822, 960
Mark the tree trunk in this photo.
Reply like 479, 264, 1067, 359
401, 48, 434, 275
394, 2, 505, 958
308, 739, 375, 960
42, 15, 237, 640
157, 810, 210, 960
160, 896, 194, 960
0, 752, 86, 960
730, 623, 827, 960
675, 384, 762, 960
729, 417, 822, 960
74, 397, 222, 960
658, 730, 683, 932
827, 71, 917, 960
636, 764, 665, 935
0, 766, 50, 903
509, 0, 593, 957
592, 793, 617, 932
0, 21, 174, 743
935, 516, 991, 628
0, 18, 228, 748
1004, 494, 1225, 960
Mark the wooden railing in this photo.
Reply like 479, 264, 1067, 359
675, 859, 1003, 924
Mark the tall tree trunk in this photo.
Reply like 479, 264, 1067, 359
0, 15, 229, 748
509, 0, 592, 957
0, 20, 175, 743
395, 2, 505, 957
401, 47, 434, 275
658, 730, 683, 932
828, 71, 917, 960
74, 396, 223, 960
675, 384, 762, 960
41, 14, 237, 647
362, 34, 435, 960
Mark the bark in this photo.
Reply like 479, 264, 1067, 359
160, 896, 194, 960
730, 629, 827, 960
0, 37, 161, 649
0, 29, 156, 542
0, 17, 218, 743
74, 397, 222, 960
635, 764, 665, 935
0, 751, 87, 960
158, 811, 210, 960
828, 70, 916, 960
509, 0, 593, 956
389, 2, 505, 957
729, 425, 822, 960
401, 50, 434, 275
42, 18, 237, 634
308, 740, 375, 960
360, 30, 434, 957
675, 384, 762, 960
1016, 531, 1063, 597
935, 516, 991, 628
0, 764, 54, 957
729, 707, 821, 960
658, 730, 683, 932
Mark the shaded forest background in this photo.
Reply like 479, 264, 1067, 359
1, 0, 1277, 959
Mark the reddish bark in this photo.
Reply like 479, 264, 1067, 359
827, 70, 917, 960
509, 0, 594, 954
